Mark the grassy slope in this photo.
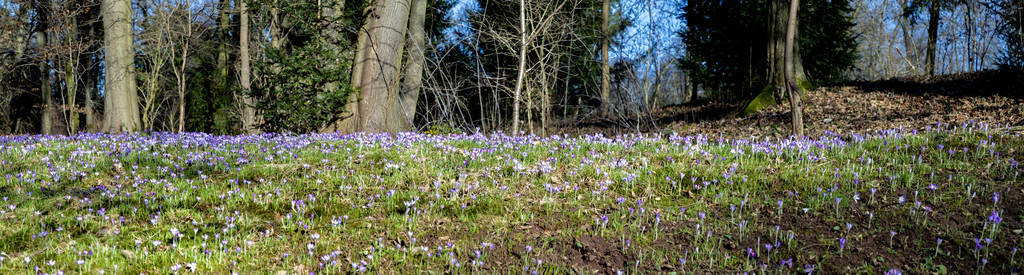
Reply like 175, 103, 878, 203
0, 124, 1021, 274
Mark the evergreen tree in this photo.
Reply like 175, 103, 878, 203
679, 0, 858, 101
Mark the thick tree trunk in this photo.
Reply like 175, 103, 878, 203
392, 0, 427, 132
333, 7, 373, 133
239, 0, 257, 133
101, 0, 141, 133
785, 0, 803, 137
926, 0, 939, 76
770, 0, 806, 100
323, 0, 364, 132
600, 0, 611, 117
512, 0, 527, 134
770, 0, 787, 101
358, 0, 411, 132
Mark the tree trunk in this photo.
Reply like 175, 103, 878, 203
178, 0, 193, 133
216, 0, 231, 90
38, 31, 53, 135
65, 17, 79, 135
86, 81, 95, 131
101, 0, 141, 133
239, 0, 256, 133
270, 0, 282, 49
688, 74, 698, 102
965, 0, 974, 71
66, 67, 78, 135
769, 0, 787, 100
770, 0, 807, 100
899, 0, 918, 74
358, 0, 411, 132
86, 21, 99, 132
926, 0, 939, 76
35, 0, 53, 135
333, 7, 373, 133
391, 0, 427, 132
785, 0, 803, 137
600, 0, 611, 117
512, 0, 527, 134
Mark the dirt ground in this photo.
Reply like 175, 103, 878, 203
556, 69, 1024, 138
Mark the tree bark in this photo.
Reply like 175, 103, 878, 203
101, 0, 141, 133
270, 0, 282, 49
64, 16, 79, 135
392, 0, 427, 132
216, 0, 231, 90
35, 0, 53, 135
512, 0, 527, 134
965, 0, 974, 71
600, 0, 611, 117
925, 0, 939, 76
38, 31, 53, 135
785, 0, 803, 137
177, 0, 194, 133
239, 0, 257, 133
770, 0, 806, 100
333, 7, 373, 133
358, 0, 411, 132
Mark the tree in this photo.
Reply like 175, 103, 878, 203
251, 0, 355, 133
680, 0, 856, 102
34, 0, 53, 134
600, 0, 610, 117
512, 0, 527, 134
331, 4, 373, 133
216, 0, 231, 91
998, 0, 1024, 67
785, 0, 804, 136
393, 0, 427, 131
769, 0, 807, 101
238, 0, 257, 133
358, 0, 411, 132
138, 0, 175, 131
102, 0, 141, 133
925, 0, 939, 76
904, 0, 955, 76
168, 0, 201, 133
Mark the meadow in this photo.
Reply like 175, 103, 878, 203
0, 122, 1021, 273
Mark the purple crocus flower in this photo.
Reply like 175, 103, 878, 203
781, 258, 793, 268
989, 210, 1002, 224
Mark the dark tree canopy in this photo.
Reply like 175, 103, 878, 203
680, 0, 858, 100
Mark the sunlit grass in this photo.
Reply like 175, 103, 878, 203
0, 122, 1020, 273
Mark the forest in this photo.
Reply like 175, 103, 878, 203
1, 0, 1024, 273
0, 0, 1019, 135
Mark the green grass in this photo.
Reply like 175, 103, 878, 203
0, 124, 1021, 273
